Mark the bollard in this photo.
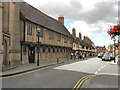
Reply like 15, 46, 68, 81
67, 57, 69, 62
9, 61, 10, 65
57, 58, 59, 63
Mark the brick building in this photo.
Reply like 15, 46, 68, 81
108, 43, 119, 55
96, 46, 106, 54
1, 2, 73, 68
72, 28, 96, 57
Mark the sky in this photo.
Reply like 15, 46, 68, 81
24, 0, 119, 47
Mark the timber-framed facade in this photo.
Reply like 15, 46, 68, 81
1, 1, 73, 68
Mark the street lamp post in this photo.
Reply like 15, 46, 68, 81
37, 26, 41, 66
113, 39, 116, 63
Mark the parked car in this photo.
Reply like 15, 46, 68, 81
116, 55, 120, 66
98, 53, 104, 58
102, 53, 111, 61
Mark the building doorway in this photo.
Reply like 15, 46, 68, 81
3, 40, 8, 65
28, 47, 35, 63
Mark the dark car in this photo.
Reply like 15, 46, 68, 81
98, 53, 104, 58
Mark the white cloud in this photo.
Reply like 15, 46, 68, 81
70, 21, 96, 38
23, 0, 119, 47
92, 38, 113, 47
69, 20, 117, 46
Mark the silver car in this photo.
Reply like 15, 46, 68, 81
102, 53, 111, 61
116, 55, 120, 66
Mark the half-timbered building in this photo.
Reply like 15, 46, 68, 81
1, 1, 73, 68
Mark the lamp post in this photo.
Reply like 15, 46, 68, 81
113, 38, 116, 63
37, 26, 41, 66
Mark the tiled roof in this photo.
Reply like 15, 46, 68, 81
20, 2, 72, 38
74, 38, 94, 48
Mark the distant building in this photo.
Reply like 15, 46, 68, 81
108, 45, 113, 52
108, 43, 119, 55
72, 28, 96, 56
96, 46, 106, 54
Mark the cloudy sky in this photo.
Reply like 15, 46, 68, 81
24, 0, 119, 47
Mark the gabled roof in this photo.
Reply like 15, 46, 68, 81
20, 2, 72, 38
74, 38, 94, 48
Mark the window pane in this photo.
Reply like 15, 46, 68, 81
43, 47, 45, 53
64, 36, 67, 43
27, 22, 32, 35
57, 48, 59, 52
53, 48, 55, 53
58, 34, 61, 41
48, 48, 50, 52
49, 31, 54, 40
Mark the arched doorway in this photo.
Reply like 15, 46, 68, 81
3, 40, 8, 65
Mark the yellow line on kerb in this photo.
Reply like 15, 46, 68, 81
0, 65, 52, 79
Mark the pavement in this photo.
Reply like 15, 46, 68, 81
109, 60, 118, 65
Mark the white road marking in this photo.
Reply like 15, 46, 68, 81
94, 64, 108, 74
98, 69, 101, 71
95, 72, 98, 74
54, 58, 119, 76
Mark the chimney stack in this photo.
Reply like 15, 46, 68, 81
83, 36, 86, 41
58, 15, 64, 25
72, 28, 76, 38
79, 32, 82, 40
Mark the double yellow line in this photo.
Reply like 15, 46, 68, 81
72, 74, 98, 90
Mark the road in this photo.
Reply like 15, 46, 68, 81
2, 57, 120, 89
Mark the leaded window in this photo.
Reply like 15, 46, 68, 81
53, 48, 55, 53
49, 31, 54, 40
27, 22, 32, 35
58, 34, 61, 41
64, 36, 67, 43
43, 47, 45, 53
48, 48, 51, 52
57, 48, 59, 52
82, 46, 84, 49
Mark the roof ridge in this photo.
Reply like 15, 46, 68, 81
23, 1, 62, 25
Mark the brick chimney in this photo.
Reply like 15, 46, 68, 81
83, 36, 86, 42
72, 28, 76, 38
58, 15, 64, 25
79, 32, 82, 40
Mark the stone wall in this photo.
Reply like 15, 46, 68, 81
0, 2, 3, 67
9, 2, 21, 65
